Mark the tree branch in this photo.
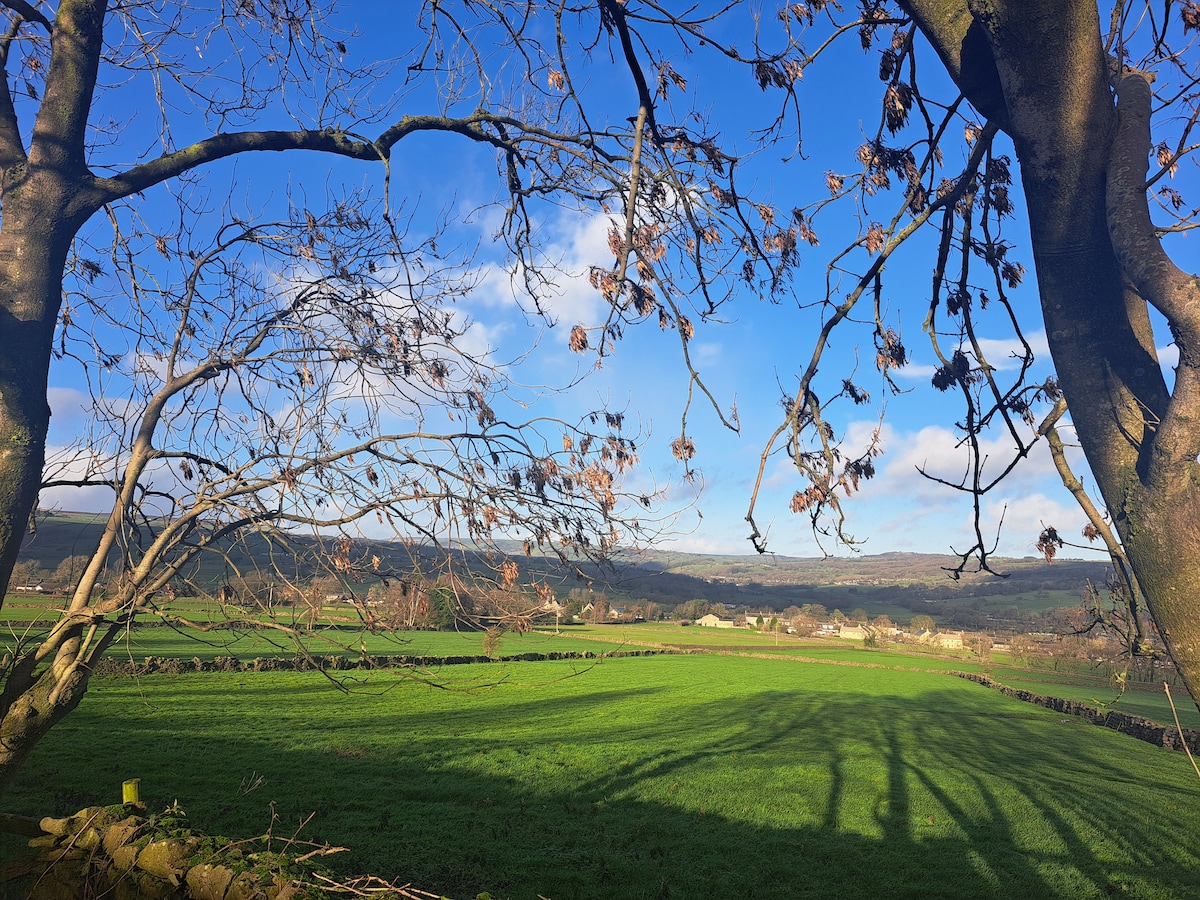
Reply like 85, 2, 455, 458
1108, 70, 1200, 471
1108, 72, 1200, 339
29, 0, 104, 173
0, 17, 24, 169
96, 113, 601, 206
900, 0, 1010, 130
0, 0, 52, 32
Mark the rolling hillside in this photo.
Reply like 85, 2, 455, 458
12, 509, 1110, 629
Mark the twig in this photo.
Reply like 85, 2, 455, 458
613, 104, 648, 288
294, 844, 349, 862
1163, 682, 1200, 781
307, 870, 445, 896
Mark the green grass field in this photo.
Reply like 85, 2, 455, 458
10, 611, 1195, 728
6, 653, 1200, 898
546, 625, 1200, 728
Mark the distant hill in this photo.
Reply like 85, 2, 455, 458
16, 510, 1109, 629
595, 547, 1112, 630
611, 546, 1107, 590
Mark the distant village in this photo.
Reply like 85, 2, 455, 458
571, 601, 1001, 653
558, 597, 1153, 671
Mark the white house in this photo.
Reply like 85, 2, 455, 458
934, 630, 964, 650
914, 629, 964, 649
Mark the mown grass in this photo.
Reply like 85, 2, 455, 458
995, 674, 1200, 729
0, 612, 618, 661
7, 654, 1200, 898
0, 593, 360, 625
552, 625, 1200, 728
9, 607, 1194, 731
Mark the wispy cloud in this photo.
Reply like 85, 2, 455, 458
980, 492, 1098, 556
892, 330, 1050, 381
468, 214, 613, 329
973, 330, 1049, 370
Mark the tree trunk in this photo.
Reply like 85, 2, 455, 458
0, 167, 99, 792
908, 0, 1200, 710
0, 660, 91, 797
2, 254, 82, 573
0, 214, 62, 599
0, 0, 107, 602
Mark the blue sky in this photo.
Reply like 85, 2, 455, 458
37, 3, 1193, 563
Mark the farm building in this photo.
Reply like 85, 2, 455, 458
696, 613, 736, 628
914, 629, 965, 649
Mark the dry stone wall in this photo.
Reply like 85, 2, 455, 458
90, 647, 679, 676
954, 671, 1200, 754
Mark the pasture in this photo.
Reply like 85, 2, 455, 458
6, 604, 1196, 726
6, 652, 1200, 898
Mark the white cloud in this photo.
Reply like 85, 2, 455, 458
469, 214, 614, 329
449, 309, 509, 363
39, 445, 118, 515
973, 330, 1049, 370
47, 387, 94, 444
868, 422, 1057, 497
891, 330, 1050, 381
690, 341, 723, 365
894, 363, 937, 380
979, 492, 1094, 557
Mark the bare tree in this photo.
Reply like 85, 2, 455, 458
3, 0, 1200, 796
0, 0, 813, 792
497, 1, 1200, 715
719, 1, 1200, 711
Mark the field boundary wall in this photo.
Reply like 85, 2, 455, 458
953, 671, 1200, 754
89, 647, 686, 675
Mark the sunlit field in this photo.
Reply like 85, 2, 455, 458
8, 653, 1200, 898
6, 603, 1194, 728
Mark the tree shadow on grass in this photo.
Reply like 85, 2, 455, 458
8, 668, 1200, 899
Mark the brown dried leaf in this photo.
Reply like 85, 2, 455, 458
864, 222, 885, 255
569, 325, 589, 353
670, 436, 696, 460
1036, 526, 1063, 563
1157, 142, 1179, 177
678, 314, 694, 342
883, 82, 912, 134
500, 559, 519, 589
607, 224, 624, 258
1183, 0, 1200, 33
